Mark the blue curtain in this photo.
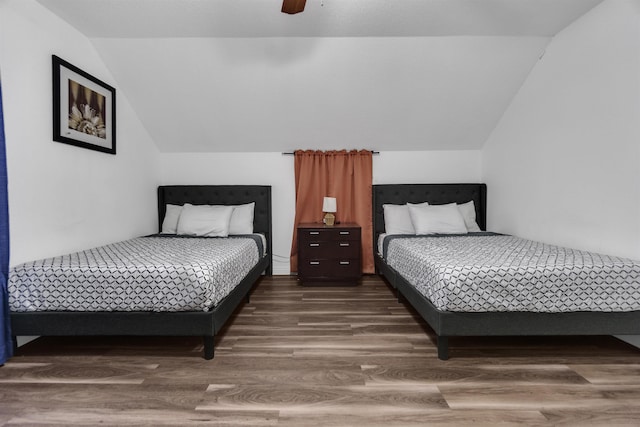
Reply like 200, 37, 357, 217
0, 77, 13, 365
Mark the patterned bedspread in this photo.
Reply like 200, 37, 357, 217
9, 236, 262, 312
384, 234, 640, 313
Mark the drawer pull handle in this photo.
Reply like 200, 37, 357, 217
339, 243, 350, 247
309, 231, 320, 235
309, 243, 320, 247
309, 261, 320, 265
339, 231, 350, 235
339, 261, 350, 265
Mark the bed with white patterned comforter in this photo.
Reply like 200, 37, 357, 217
9, 235, 262, 313
383, 233, 640, 313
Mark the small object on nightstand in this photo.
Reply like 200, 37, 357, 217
322, 197, 336, 226
297, 223, 361, 286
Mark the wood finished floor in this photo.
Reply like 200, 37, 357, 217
2, 275, 640, 426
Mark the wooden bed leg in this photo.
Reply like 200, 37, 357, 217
203, 336, 214, 360
12, 336, 18, 354
246, 293, 251, 304
437, 336, 449, 360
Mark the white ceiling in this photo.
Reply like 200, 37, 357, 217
36, 0, 603, 38
36, 0, 603, 153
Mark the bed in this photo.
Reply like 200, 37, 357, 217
9, 185, 272, 359
373, 183, 640, 360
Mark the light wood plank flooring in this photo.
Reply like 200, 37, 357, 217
2, 275, 640, 426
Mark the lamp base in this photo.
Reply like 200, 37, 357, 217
323, 212, 335, 226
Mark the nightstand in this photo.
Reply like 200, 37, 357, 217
297, 223, 362, 285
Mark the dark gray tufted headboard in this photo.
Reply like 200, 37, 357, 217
372, 183, 487, 245
157, 185, 272, 273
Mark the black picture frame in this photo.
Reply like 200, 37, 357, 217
52, 55, 116, 155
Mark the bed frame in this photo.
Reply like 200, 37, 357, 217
373, 183, 640, 360
11, 185, 272, 359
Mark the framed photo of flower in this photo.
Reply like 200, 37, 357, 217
52, 55, 116, 155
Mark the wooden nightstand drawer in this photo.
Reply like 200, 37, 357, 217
297, 223, 362, 285
298, 258, 361, 280
301, 240, 359, 259
299, 228, 359, 242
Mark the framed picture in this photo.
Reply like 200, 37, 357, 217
52, 55, 116, 155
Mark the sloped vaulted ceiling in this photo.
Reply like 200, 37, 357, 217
36, 0, 603, 153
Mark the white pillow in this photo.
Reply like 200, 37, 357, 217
382, 202, 429, 235
408, 203, 468, 235
161, 204, 183, 234
176, 204, 234, 237
229, 202, 255, 235
383, 204, 415, 235
457, 200, 482, 232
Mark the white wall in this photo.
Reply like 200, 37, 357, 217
159, 150, 482, 274
372, 150, 481, 184
482, 0, 640, 261
0, 0, 160, 265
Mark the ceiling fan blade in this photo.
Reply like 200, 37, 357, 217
281, 0, 306, 14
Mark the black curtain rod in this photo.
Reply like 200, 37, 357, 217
282, 151, 380, 155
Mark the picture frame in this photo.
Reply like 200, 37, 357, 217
52, 55, 116, 155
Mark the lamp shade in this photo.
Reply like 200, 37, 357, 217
322, 197, 337, 213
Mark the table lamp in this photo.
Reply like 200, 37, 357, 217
322, 197, 336, 226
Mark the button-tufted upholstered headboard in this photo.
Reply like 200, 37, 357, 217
157, 185, 273, 274
372, 183, 487, 247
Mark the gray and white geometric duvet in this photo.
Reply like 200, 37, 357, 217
385, 234, 640, 313
9, 236, 261, 313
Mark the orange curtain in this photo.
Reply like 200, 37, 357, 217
290, 149, 374, 274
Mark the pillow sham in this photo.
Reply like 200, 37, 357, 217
457, 200, 482, 232
161, 204, 183, 234
383, 204, 415, 235
176, 204, 234, 237
408, 202, 468, 235
383, 202, 429, 235
229, 202, 255, 235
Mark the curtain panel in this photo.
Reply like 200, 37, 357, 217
290, 149, 374, 274
0, 78, 13, 365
